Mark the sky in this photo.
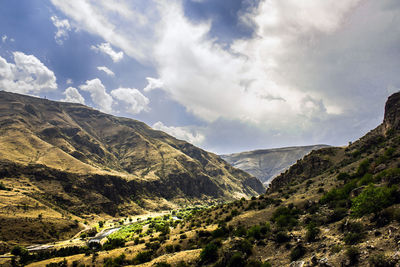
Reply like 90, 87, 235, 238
0, 0, 400, 154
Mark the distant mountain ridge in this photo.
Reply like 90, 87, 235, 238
0, 91, 264, 216
221, 145, 329, 185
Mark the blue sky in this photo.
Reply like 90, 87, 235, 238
1, 0, 400, 154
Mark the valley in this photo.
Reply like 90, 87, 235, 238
1, 91, 400, 266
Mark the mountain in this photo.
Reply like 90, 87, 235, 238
0, 91, 264, 249
0, 91, 264, 213
4, 93, 400, 266
16, 92, 400, 266
221, 145, 329, 185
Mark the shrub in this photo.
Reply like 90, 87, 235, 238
328, 208, 348, 223
358, 173, 374, 186
290, 244, 306, 261
234, 225, 247, 237
0, 182, 10, 191
238, 239, 253, 256
337, 172, 350, 181
344, 232, 364, 245
247, 225, 262, 240
369, 253, 396, 267
375, 168, 400, 185
305, 222, 320, 242
320, 180, 358, 207
165, 244, 174, 253
275, 231, 290, 243
102, 238, 125, 250
351, 185, 397, 217
271, 206, 299, 229
227, 252, 244, 267
200, 241, 220, 264
212, 226, 229, 238
346, 246, 360, 265
133, 251, 152, 264
356, 159, 370, 177
11, 246, 28, 256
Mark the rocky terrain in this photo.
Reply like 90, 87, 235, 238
221, 145, 329, 185
6, 92, 398, 267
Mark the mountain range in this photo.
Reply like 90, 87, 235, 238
221, 145, 329, 185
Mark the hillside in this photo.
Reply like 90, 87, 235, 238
221, 145, 329, 185
11, 92, 400, 267
0, 91, 263, 251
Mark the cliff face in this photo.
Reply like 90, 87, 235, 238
0, 91, 264, 215
221, 145, 329, 185
383, 92, 400, 133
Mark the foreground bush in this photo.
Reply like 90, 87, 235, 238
351, 185, 397, 217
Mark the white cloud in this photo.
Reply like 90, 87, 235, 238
1, 35, 7, 43
50, 0, 156, 63
51, 0, 400, 149
0, 52, 57, 94
91, 42, 124, 62
50, 15, 71, 45
143, 77, 163, 92
97, 66, 115, 76
79, 78, 113, 113
66, 78, 73, 85
62, 87, 85, 104
152, 121, 205, 146
111, 88, 149, 114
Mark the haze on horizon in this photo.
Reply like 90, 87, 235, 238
0, 0, 399, 154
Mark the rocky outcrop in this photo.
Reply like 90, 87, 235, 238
383, 92, 400, 134
268, 147, 338, 192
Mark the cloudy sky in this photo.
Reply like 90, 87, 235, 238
1, 0, 399, 154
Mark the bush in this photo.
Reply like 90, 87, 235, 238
275, 231, 290, 243
346, 246, 360, 265
375, 168, 400, 185
320, 180, 358, 207
369, 253, 396, 267
133, 251, 152, 264
351, 185, 397, 217
165, 244, 174, 253
271, 206, 299, 229
0, 182, 10, 191
337, 172, 350, 181
290, 244, 306, 261
328, 208, 348, 223
212, 226, 229, 238
238, 239, 253, 256
344, 232, 364, 245
305, 222, 320, 242
200, 241, 220, 264
11, 246, 28, 256
358, 173, 374, 186
356, 159, 370, 177
227, 252, 244, 267
247, 225, 262, 240
102, 238, 125, 250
